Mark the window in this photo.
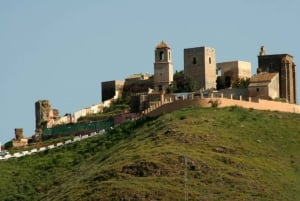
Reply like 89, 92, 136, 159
192, 57, 197, 64
209, 57, 212, 64
217, 68, 222, 76
159, 85, 162, 91
269, 63, 274, 71
256, 88, 259, 92
159, 51, 164, 61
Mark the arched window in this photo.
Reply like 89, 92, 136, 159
159, 51, 165, 61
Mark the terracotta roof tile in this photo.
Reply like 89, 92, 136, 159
250, 72, 278, 82
248, 72, 278, 87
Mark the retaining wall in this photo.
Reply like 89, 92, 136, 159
143, 96, 300, 117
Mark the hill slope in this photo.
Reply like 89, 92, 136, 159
0, 106, 300, 201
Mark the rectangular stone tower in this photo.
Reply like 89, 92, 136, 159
184, 46, 217, 91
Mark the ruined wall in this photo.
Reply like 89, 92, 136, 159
101, 80, 125, 102
12, 128, 28, 147
14, 128, 24, 140
35, 100, 52, 129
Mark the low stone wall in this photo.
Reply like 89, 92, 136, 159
142, 96, 300, 117
217, 98, 300, 113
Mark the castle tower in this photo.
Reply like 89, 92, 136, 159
184, 46, 217, 91
35, 100, 52, 129
154, 41, 174, 93
257, 46, 297, 103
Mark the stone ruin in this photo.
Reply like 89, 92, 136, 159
33, 100, 60, 142
32, 128, 43, 143
12, 128, 28, 147
35, 100, 52, 129
14, 128, 24, 140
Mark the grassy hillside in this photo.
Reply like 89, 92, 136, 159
0, 106, 300, 201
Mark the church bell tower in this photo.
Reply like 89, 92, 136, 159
154, 41, 174, 93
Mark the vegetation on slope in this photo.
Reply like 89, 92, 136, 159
78, 98, 130, 123
0, 106, 300, 201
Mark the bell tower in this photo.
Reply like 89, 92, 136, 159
154, 41, 174, 93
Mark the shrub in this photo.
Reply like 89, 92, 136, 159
208, 99, 220, 108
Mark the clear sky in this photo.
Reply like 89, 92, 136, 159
1, 0, 299, 144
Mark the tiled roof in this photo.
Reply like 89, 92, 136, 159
250, 72, 278, 82
155, 41, 170, 49
248, 72, 278, 87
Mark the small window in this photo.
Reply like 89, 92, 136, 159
192, 57, 197, 64
159, 85, 162, 91
256, 88, 259, 92
209, 57, 212, 64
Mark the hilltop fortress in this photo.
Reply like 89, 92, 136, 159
101, 41, 297, 108
38, 41, 299, 130
7, 41, 299, 146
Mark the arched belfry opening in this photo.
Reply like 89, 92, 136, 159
159, 51, 165, 61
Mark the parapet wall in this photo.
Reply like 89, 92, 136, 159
143, 96, 300, 117
226, 98, 300, 113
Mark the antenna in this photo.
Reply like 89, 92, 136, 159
184, 155, 188, 201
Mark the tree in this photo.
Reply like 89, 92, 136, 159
216, 76, 231, 90
170, 70, 196, 93
225, 76, 231, 88
216, 76, 225, 90
232, 78, 250, 88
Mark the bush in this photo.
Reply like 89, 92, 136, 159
208, 99, 220, 108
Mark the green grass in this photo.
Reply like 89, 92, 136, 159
0, 106, 300, 200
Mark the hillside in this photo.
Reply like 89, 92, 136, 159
0, 106, 300, 201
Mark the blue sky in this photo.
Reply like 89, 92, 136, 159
1, 0, 299, 143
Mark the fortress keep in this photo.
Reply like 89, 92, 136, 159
184, 46, 217, 90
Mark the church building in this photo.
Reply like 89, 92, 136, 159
257, 46, 297, 103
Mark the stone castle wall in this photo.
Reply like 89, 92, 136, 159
143, 95, 300, 117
